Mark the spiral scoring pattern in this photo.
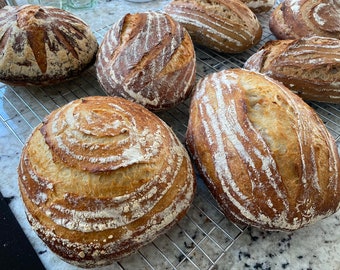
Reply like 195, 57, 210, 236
270, 0, 340, 39
41, 97, 164, 172
18, 96, 195, 267
186, 69, 340, 231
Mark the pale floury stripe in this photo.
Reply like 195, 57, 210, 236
195, 72, 289, 224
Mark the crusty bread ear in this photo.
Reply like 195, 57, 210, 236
18, 96, 196, 268
244, 36, 340, 103
0, 5, 98, 86
186, 68, 340, 231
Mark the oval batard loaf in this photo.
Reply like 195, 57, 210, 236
186, 68, 340, 231
244, 36, 340, 103
164, 0, 262, 53
0, 5, 98, 86
18, 96, 196, 268
269, 0, 340, 40
95, 12, 196, 111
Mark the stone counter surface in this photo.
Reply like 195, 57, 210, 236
0, 0, 339, 269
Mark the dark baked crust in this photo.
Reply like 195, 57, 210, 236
244, 36, 340, 103
186, 69, 340, 231
0, 5, 98, 86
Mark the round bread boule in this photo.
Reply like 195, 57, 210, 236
0, 5, 98, 86
95, 11, 196, 111
186, 68, 340, 231
18, 96, 196, 268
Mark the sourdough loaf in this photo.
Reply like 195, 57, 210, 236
186, 69, 340, 231
269, 0, 340, 40
244, 36, 340, 103
95, 12, 196, 111
0, 5, 98, 86
18, 96, 196, 268
164, 0, 262, 53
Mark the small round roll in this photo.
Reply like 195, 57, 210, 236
95, 12, 196, 111
18, 96, 196, 268
0, 5, 98, 86
186, 68, 340, 231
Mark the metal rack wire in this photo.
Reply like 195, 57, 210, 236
1, 4, 339, 270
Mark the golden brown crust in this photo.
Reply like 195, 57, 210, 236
0, 5, 98, 86
164, 0, 262, 53
244, 36, 340, 103
18, 96, 196, 267
269, 0, 340, 40
95, 12, 196, 111
186, 69, 340, 231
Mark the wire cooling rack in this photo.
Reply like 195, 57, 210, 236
1, 4, 340, 270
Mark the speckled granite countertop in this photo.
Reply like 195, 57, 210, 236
1, 0, 340, 269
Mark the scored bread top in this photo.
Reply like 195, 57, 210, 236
186, 69, 340, 231
18, 96, 196, 267
0, 5, 98, 86
269, 0, 340, 39
96, 12, 196, 111
244, 36, 340, 103
165, 0, 262, 53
